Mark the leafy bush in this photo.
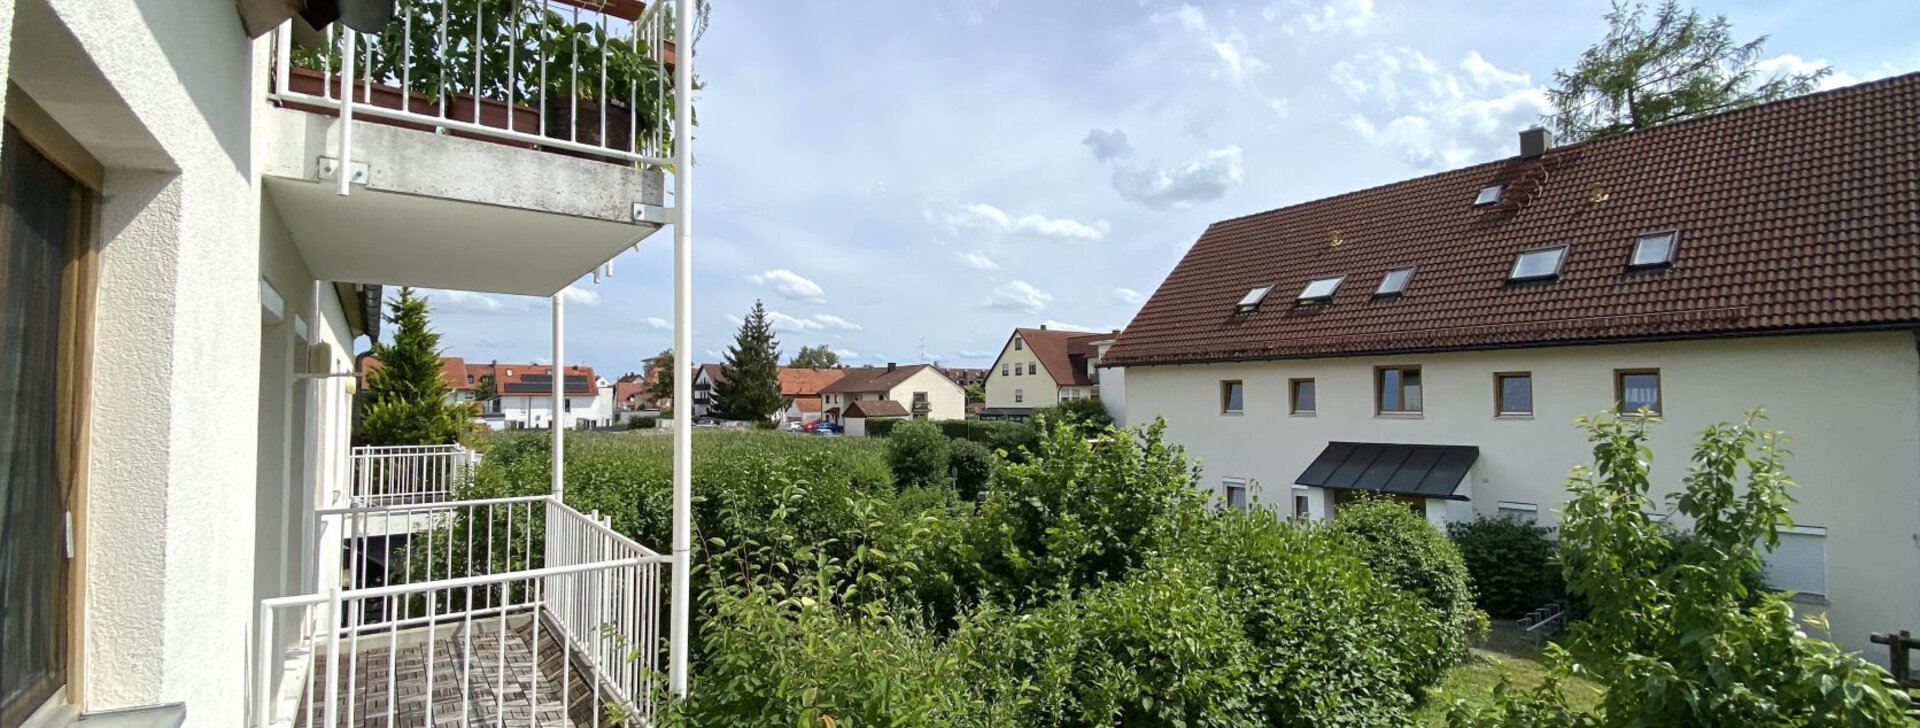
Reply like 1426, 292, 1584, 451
1327, 496, 1477, 686
863, 419, 1042, 461
887, 420, 952, 490
1028, 397, 1113, 437
948, 438, 994, 499
866, 417, 901, 438
1452, 410, 1913, 727
625, 415, 659, 430
1448, 515, 1561, 618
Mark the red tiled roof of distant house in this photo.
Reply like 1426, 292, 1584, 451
1011, 328, 1112, 386
845, 399, 909, 418
819, 364, 937, 394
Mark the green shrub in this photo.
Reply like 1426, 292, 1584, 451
866, 417, 900, 438
865, 419, 1041, 461
948, 438, 993, 499
887, 420, 952, 490
1448, 515, 1561, 618
1028, 397, 1112, 437
625, 415, 659, 430
1328, 496, 1477, 681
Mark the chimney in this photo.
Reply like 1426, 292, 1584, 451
1520, 127, 1552, 158
886, 362, 897, 372
1039, 324, 1048, 330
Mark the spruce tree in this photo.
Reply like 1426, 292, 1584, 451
711, 300, 784, 422
357, 287, 474, 444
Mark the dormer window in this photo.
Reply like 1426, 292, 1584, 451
1297, 276, 1344, 304
1236, 285, 1272, 313
1474, 184, 1504, 206
1508, 245, 1567, 282
1375, 266, 1415, 297
1629, 230, 1678, 269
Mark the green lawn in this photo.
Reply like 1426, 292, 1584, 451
1414, 644, 1605, 725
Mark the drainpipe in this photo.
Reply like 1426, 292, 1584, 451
552, 294, 564, 500
668, 0, 696, 699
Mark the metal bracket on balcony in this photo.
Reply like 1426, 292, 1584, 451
632, 203, 675, 226
315, 156, 370, 186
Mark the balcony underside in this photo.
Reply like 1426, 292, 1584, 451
261, 108, 666, 296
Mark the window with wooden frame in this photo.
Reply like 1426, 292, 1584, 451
1289, 378, 1316, 415
1615, 368, 1662, 415
1374, 366, 1422, 414
1494, 372, 1533, 416
0, 110, 103, 728
1221, 380, 1245, 414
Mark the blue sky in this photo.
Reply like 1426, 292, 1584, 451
416, 0, 1920, 376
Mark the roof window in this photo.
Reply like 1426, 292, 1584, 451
1629, 230, 1678, 269
1508, 245, 1568, 282
1474, 184, 1504, 206
1375, 266, 1415, 297
1235, 285, 1272, 313
1297, 275, 1344, 304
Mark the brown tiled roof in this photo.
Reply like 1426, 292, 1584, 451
778, 367, 847, 396
1104, 73, 1920, 367
792, 396, 825, 413
1013, 328, 1114, 386
845, 399, 909, 418
819, 364, 940, 394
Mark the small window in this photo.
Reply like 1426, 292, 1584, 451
1762, 527, 1826, 596
1221, 380, 1245, 414
1001, 363, 1009, 376
1629, 230, 1678, 269
1496, 501, 1539, 525
1014, 337, 1024, 350
1615, 368, 1661, 415
1014, 388, 1024, 403
1474, 184, 1504, 206
913, 392, 928, 405
1508, 245, 1568, 282
1375, 266, 1415, 297
1223, 478, 1250, 509
1495, 372, 1533, 416
1292, 486, 1312, 520
1376, 366, 1422, 414
1236, 285, 1272, 313
1289, 378, 1316, 415
1297, 275, 1344, 304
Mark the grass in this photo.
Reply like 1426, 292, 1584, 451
1414, 641, 1605, 725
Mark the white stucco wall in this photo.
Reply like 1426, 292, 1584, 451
1124, 331, 1920, 660
985, 333, 1057, 411
496, 393, 614, 429
885, 367, 967, 421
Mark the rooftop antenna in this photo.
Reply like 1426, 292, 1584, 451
919, 337, 927, 363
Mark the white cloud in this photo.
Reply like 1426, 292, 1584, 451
943, 202, 1110, 242
1209, 32, 1268, 85
1115, 288, 1144, 304
955, 251, 1000, 270
723, 313, 743, 327
984, 280, 1054, 314
1335, 48, 1551, 170
644, 316, 671, 330
1289, 0, 1380, 36
765, 311, 862, 333
423, 289, 512, 314
703, 349, 724, 360
957, 349, 993, 359
832, 348, 860, 359
1109, 145, 1245, 210
745, 269, 827, 303
558, 285, 601, 307
811, 314, 863, 331
1038, 320, 1114, 333
1154, 4, 1267, 85
1081, 128, 1133, 162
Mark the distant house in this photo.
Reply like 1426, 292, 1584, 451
939, 366, 989, 389
353, 353, 493, 411
842, 399, 910, 437
981, 326, 1120, 420
691, 363, 725, 418
778, 367, 847, 425
820, 363, 966, 426
486, 363, 615, 429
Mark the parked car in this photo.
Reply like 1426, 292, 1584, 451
786, 420, 805, 432
811, 421, 843, 435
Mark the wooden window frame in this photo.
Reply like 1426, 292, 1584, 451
1288, 378, 1316, 415
1494, 371, 1533, 416
1374, 365, 1422, 414
1221, 380, 1245, 415
1614, 368, 1663, 416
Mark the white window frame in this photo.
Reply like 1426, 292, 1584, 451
1223, 477, 1250, 509
1762, 525, 1828, 597
1474, 184, 1504, 206
1291, 485, 1313, 520
1496, 500, 1539, 524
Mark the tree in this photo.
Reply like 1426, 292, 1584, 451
1547, 1, 1829, 142
357, 287, 474, 445
647, 349, 674, 405
886, 419, 952, 491
788, 344, 840, 369
964, 382, 985, 404
1452, 409, 1911, 727
711, 300, 784, 422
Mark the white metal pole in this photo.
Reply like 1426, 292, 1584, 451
337, 30, 356, 197
552, 294, 565, 500
668, 0, 695, 700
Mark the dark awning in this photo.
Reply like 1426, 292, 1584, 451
1294, 442, 1478, 501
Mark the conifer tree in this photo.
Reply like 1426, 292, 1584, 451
711, 300, 784, 421
357, 287, 474, 444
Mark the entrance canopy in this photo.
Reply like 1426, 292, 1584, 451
1295, 442, 1478, 501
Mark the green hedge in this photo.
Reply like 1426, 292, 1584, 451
864, 417, 1040, 461
1447, 515, 1561, 618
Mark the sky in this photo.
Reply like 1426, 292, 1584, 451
414, 0, 1920, 376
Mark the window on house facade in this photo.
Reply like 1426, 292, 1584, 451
1495, 372, 1533, 416
1474, 184, 1504, 206
1223, 478, 1250, 509
1496, 501, 1539, 525
1615, 369, 1661, 415
1297, 275, 1344, 304
1292, 486, 1312, 520
1375, 366, 1422, 414
1761, 527, 1827, 597
1221, 380, 1245, 414
1014, 389, 1024, 403
1375, 266, 1415, 297
1014, 337, 1023, 350
1630, 230, 1678, 269
1508, 245, 1568, 282
1289, 378, 1316, 415
1236, 285, 1272, 313
1001, 363, 1009, 376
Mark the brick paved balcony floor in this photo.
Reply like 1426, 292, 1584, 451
301, 616, 603, 728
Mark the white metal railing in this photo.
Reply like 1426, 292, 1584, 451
267, 0, 685, 194
349, 444, 479, 507
254, 495, 665, 728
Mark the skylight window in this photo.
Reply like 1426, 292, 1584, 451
1474, 184, 1504, 206
1375, 266, 1415, 297
1236, 285, 1272, 313
1629, 230, 1678, 269
1508, 245, 1568, 282
1297, 275, 1345, 304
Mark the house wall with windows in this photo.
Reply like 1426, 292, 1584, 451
1124, 330, 1920, 659
985, 332, 1056, 411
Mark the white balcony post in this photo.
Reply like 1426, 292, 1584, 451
668, 0, 696, 700
552, 294, 565, 500
336, 29, 356, 197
